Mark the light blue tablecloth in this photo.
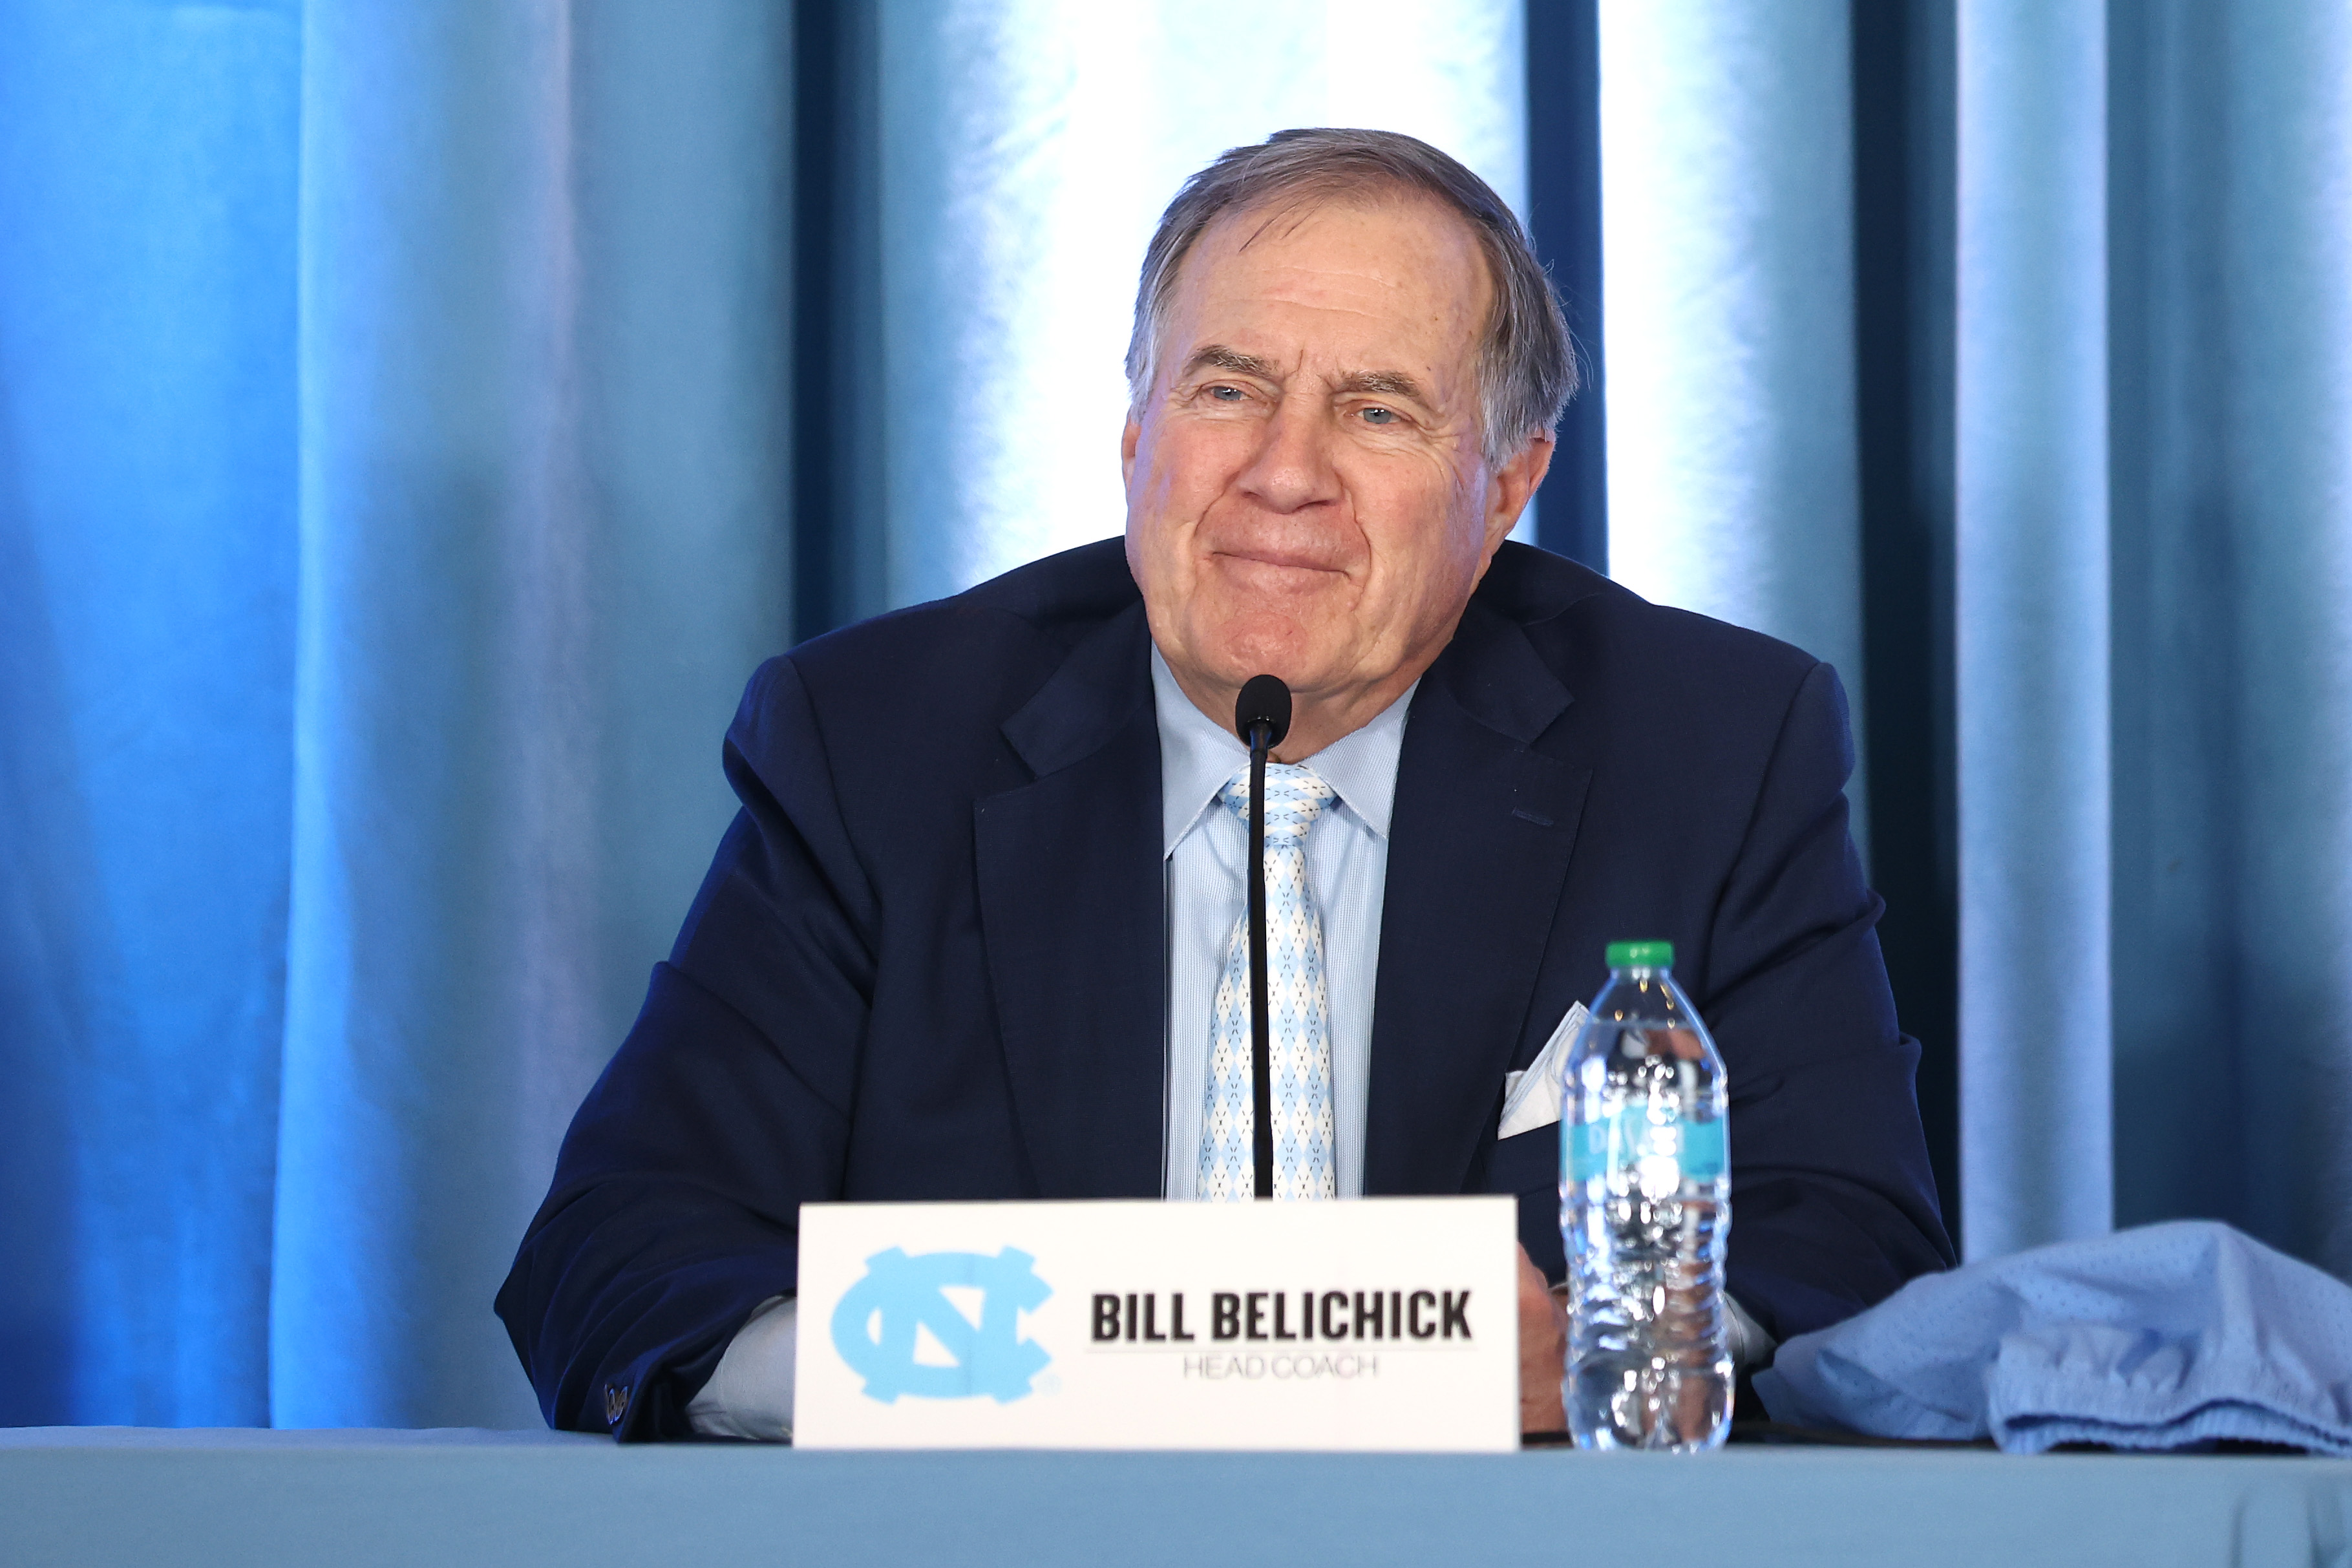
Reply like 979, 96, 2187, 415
5, 1428, 2349, 1567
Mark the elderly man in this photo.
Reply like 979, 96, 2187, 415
498, 129, 1953, 1439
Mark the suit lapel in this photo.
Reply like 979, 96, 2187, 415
973, 602, 1166, 1198
1364, 600, 1591, 1195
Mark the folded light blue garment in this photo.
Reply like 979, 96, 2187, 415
1753, 1220, 2352, 1454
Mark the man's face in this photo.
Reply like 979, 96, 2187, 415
1123, 193, 1547, 736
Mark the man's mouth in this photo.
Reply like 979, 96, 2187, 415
1209, 547, 1346, 579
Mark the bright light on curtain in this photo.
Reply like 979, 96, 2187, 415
1595, 0, 1868, 851
874, 0, 1531, 611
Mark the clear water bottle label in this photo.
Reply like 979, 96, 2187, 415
1564, 1110, 1726, 1184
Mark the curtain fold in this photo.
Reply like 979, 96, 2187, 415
2108, 0, 2352, 1278
1953, 0, 2114, 1260
279, 0, 584, 1430
2203, 0, 2352, 1283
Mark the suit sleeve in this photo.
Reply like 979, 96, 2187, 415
495, 657, 870, 1438
1705, 661, 1956, 1340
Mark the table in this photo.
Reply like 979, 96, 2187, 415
5, 1427, 2349, 1567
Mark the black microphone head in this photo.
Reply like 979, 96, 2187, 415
1234, 674, 1292, 751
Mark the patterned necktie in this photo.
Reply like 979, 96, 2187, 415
1199, 762, 1337, 1202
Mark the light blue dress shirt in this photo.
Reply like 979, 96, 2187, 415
1150, 648, 1415, 1200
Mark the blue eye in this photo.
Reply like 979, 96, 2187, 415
1361, 406, 1397, 425
1207, 384, 1245, 401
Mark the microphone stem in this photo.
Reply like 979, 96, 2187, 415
1247, 726, 1273, 1200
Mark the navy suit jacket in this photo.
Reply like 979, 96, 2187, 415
497, 538, 1954, 1437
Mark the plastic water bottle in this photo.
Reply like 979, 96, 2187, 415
1559, 940, 1733, 1451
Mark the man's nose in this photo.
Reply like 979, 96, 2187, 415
1233, 394, 1342, 514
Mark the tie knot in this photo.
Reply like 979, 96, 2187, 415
1220, 762, 1334, 842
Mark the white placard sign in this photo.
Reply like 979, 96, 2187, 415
792, 1196, 1519, 1452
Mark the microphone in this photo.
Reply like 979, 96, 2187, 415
1234, 675, 1291, 1200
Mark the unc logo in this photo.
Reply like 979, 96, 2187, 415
830, 1246, 1052, 1404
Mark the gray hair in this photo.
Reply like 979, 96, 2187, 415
1123, 127, 1576, 468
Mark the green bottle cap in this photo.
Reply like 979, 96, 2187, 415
1605, 940, 1675, 969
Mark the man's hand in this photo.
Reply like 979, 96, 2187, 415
1518, 1244, 1568, 1434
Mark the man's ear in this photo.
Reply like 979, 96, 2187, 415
1121, 417, 1142, 489
1486, 432, 1556, 549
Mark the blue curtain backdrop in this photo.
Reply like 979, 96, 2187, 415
3, 0, 2349, 1427
3, 0, 795, 1427
2101, 0, 2352, 1276
276, 0, 794, 1428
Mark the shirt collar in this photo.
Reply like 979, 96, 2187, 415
1150, 645, 1415, 858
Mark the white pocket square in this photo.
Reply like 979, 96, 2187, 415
1498, 1001, 1587, 1140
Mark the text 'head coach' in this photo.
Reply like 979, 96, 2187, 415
497, 128, 1955, 1441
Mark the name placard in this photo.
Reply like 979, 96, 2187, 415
792, 1196, 1518, 1452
